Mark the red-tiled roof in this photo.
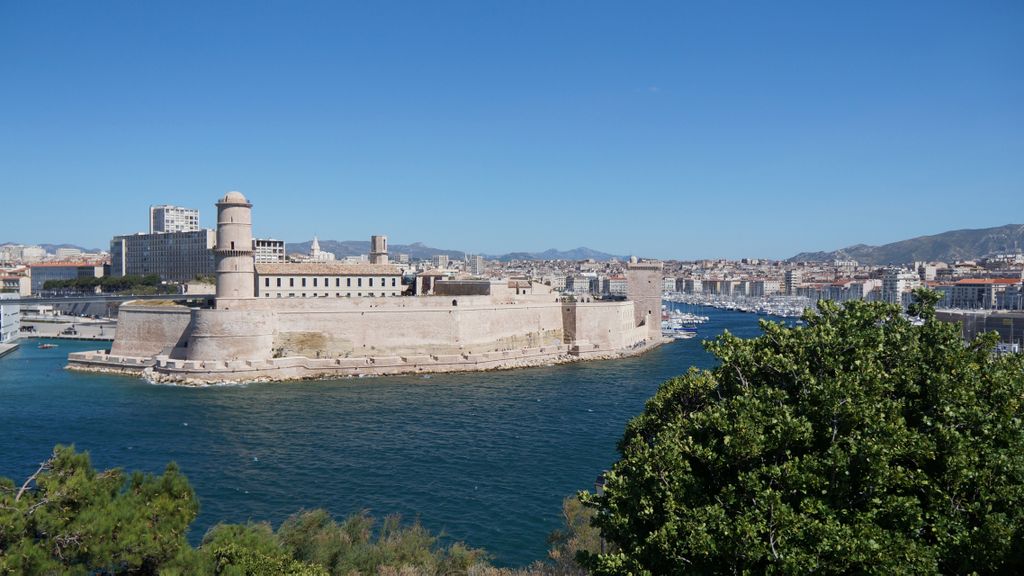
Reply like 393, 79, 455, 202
953, 278, 1022, 285
29, 261, 105, 268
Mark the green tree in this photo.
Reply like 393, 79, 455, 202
0, 445, 197, 575
580, 290, 1024, 575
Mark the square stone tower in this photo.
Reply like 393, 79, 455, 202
370, 235, 389, 265
626, 257, 664, 340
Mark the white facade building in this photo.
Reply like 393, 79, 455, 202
882, 267, 921, 307
0, 293, 20, 344
255, 262, 404, 298
149, 205, 200, 234
253, 238, 286, 263
431, 254, 450, 269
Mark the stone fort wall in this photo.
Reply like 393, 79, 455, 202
101, 294, 649, 378
109, 304, 192, 358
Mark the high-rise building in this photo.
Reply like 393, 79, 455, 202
149, 205, 200, 234
784, 269, 803, 295
431, 254, 449, 269
467, 254, 485, 275
111, 230, 216, 282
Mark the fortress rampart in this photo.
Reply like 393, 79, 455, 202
68, 192, 664, 384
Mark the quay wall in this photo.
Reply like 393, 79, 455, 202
109, 304, 191, 358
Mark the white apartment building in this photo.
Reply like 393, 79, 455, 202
431, 254, 450, 269
0, 293, 20, 344
253, 238, 286, 263
467, 254, 485, 276
882, 267, 921, 307
149, 205, 200, 234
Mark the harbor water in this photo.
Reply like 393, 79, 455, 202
0, 307, 783, 567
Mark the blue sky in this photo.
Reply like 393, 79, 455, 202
1, 1, 1021, 260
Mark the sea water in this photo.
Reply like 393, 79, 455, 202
0, 307, 781, 566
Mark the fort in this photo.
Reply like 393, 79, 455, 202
68, 192, 665, 384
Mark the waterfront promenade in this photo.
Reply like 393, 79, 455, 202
0, 342, 18, 358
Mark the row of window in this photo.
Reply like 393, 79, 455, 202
261, 276, 399, 289
262, 292, 394, 298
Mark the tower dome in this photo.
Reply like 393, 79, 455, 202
219, 191, 250, 205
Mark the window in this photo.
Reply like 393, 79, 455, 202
391, 278, 396, 287
264, 278, 270, 287
369, 278, 374, 287
313, 278, 318, 287
381, 278, 385, 286
290, 278, 294, 287
302, 278, 307, 287
277, 278, 282, 287
358, 278, 362, 287
347, 278, 351, 287
325, 277, 329, 286
335, 278, 340, 287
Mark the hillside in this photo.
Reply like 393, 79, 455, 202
789, 224, 1024, 265
287, 240, 623, 262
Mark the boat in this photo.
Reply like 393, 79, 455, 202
38, 343, 58, 349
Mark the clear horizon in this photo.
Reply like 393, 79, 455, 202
1, 1, 1021, 260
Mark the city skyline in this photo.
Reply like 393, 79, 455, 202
1, 1, 1021, 259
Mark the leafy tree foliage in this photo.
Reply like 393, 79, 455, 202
0, 447, 594, 575
0, 445, 197, 575
580, 291, 1024, 574
43, 274, 169, 294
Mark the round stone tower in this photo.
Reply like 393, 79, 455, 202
214, 191, 255, 302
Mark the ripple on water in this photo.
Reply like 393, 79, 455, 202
0, 310, 770, 566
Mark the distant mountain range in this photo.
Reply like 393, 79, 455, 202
789, 224, 1024, 265
287, 240, 624, 262
488, 247, 625, 262
0, 242, 104, 254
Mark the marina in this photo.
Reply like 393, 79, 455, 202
665, 291, 816, 318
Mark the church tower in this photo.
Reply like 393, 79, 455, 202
370, 235, 389, 265
214, 191, 255, 302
